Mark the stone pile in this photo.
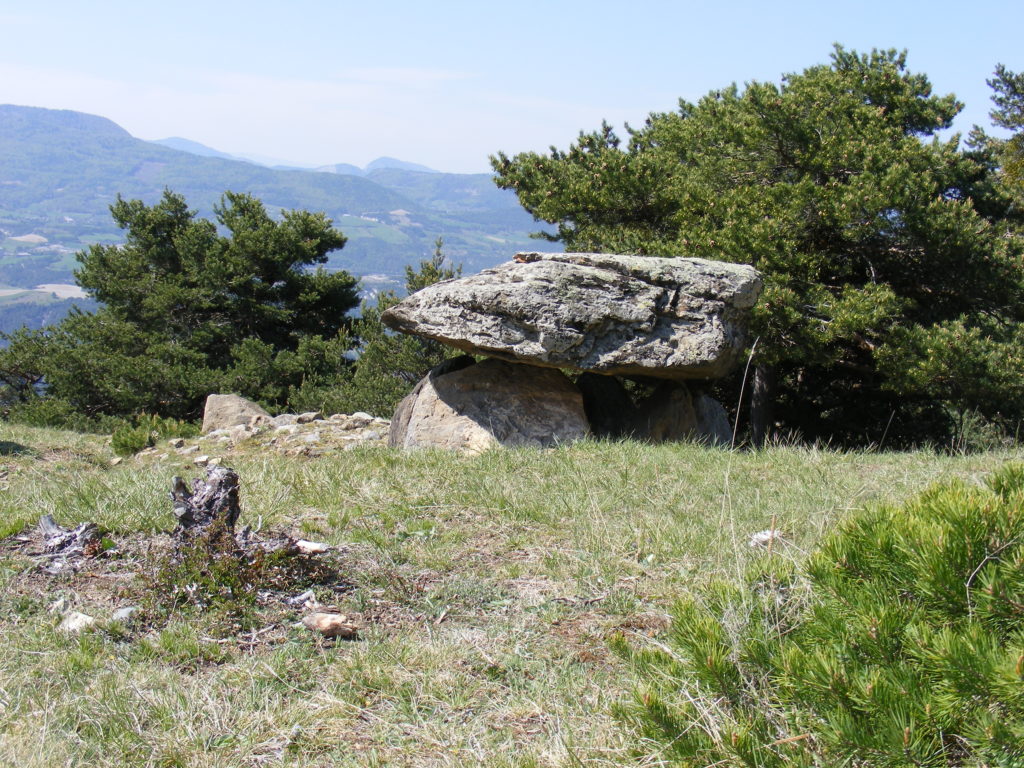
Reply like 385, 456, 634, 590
201, 402, 390, 458
127, 397, 389, 464
382, 252, 762, 452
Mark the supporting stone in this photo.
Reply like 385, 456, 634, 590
389, 358, 589, 452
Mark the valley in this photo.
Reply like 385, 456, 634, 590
0, 104, 542, 325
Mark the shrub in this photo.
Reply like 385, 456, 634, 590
110, 423, 153, 456
143, 522, 344, 633
134, 412, 200, 441
614, 462, 1024, 766
110, 413, 199, 456
6, 397, 122, 433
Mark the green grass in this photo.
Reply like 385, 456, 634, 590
0, 420, 1017, 766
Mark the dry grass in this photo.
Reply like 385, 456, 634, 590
0, 421, 1016, 766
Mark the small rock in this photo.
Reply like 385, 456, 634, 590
301, 612, 358, 639
168, 438, 185, 449
177, 445, 200, 455
248, 414, 270, 429
194, 455, 210, 466
274, 424, 300, 435
48, 598, 68, 614
286, 590, 318, 607
207, 457, 222, 467
58, 611, 96, 633
346, 412, 373, 428
110, 457, 123, 467
749, 529, 784, 549
295, 539, 328, 555
111, 606, 139, 622
296, 411, 322, 424
227, 424, 250, 442
271, 414, 299, 427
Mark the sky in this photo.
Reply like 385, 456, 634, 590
1, 0, 1021, 174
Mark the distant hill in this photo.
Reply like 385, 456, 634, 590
159, 138, 443, 178
0, 290, 97, 337
314, 162, 366, 176
0, 105, 540, 300
365, 157, 438, 174
313, 158, 439, 177
149, 137, 246, 162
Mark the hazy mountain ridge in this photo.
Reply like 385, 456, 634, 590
149, 137, 441, 176
150, 137, 247, 162
0, 105, 538, 297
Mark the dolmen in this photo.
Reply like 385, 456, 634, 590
381, 252, 763, 452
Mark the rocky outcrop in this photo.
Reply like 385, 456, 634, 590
126, 411, 391, 466
202, 411, 390, 457
381, 252, 762, 379
381, 252, 762, 452
388, 358, 589, 452
202, 394, 270, 433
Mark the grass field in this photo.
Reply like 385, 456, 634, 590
0, 422, 1016, 767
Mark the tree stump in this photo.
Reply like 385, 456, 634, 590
169, 466, 241, 535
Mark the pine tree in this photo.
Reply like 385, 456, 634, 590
0, 190, 359, 420
492, 47, 1024, 445
340, 238, 461, 417
987, 64, 1024, 191
614, 462, 1024, 766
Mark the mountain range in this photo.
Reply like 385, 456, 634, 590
0, 105, 542, 300
149, 137, 441, 176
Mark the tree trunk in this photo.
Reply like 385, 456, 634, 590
170, 466, 241, 535
750, 364, 776, 449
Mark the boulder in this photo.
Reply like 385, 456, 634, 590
694, 394, 732, 446
389, 358, 589, 452
631, 382, 698, 443
382, 252, 762, 379
389, 355, 476, 447
201, 394, 270, 434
